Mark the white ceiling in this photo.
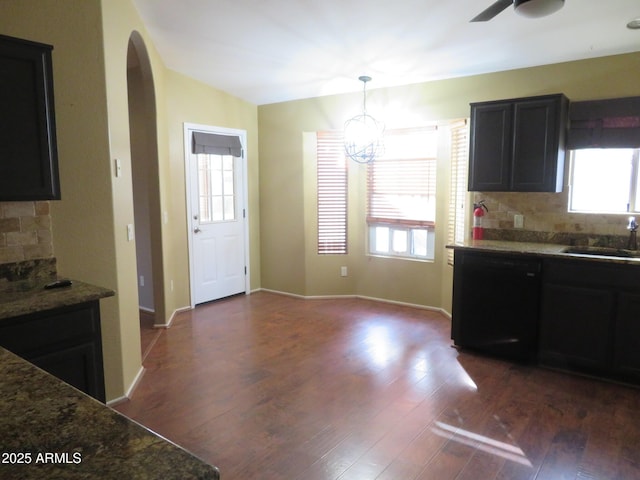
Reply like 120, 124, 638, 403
131, 0, 640, 106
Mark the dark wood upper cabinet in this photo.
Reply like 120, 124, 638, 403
468, 94, 568, 192
0, 34, 60, 201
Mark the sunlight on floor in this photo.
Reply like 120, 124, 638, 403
455, 361, 479, 390
360, 323, 479, 391
431, 420, 533, 467
363, 324, 397, 368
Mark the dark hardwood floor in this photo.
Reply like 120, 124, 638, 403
115, 291, 640, 480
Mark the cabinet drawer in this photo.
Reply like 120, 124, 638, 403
543, 258, 640, 290
0, 302, 99, 356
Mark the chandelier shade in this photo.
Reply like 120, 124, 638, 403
344, 76, 384, 164
514, 0, 564, 18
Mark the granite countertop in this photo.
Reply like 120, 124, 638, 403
0, 279, 115, 321
0, 347, 220, 480
446, 239, 640, 265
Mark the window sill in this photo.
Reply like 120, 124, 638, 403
367, 253, 435, 263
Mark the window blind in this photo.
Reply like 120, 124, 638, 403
317, 131, 348, 254
447, 120, 470, 265
568, 96, 640, 149
192, 131, 243, 157
367, 127, 437, 228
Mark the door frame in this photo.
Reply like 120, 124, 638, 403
183, 122, 250, 307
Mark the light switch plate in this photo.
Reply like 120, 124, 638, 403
514, 214, 524, 229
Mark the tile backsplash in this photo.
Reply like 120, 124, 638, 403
473, 191, 634, 248
0, 201, 54, 264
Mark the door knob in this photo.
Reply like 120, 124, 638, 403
194, 227, 201, 233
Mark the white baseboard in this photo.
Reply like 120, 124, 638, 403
257, 288, 450, 317
356, 294, 451, 317
106, 365, 146, 407
107, 396, 128, 407
258, 288, 306, 299
152, 305, 192, 328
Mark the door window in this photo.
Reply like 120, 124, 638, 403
198, 154, 236, 223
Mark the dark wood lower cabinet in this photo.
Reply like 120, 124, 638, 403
452, 252, 640, 386
539, 283, 613, 372
539, 258, 640, 385
0, 301, 105, 402
613, 292, 640, 382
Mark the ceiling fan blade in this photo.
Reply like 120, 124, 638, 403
470, 0, 514, 22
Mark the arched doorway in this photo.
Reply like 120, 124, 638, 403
126, 31, 166, 347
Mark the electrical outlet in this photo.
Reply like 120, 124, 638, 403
514, 214, 524, 229
340, 266, 348, 277
139, 275, 144, 287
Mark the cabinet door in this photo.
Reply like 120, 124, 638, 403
30, 342, 106, 402
511, 97, 564, 192
468, 101, 512, 191
613, 292, 640, 382
0, 301, 105, 402
0, 34, 60, 200
539, 283, 613, 371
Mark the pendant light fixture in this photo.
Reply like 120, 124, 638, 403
514, 0, 564, 19
344, 76, 385, 164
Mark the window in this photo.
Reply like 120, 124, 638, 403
566, 96, 640, 214
569, 148, 640, 214
317, 131, 348, 254
197, 154, 236, 222
367, 127, 437, 260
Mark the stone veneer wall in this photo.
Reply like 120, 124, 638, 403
473, 191, 634, 248
0, 201, 54, 264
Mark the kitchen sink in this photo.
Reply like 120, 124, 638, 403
562, 246, 640, 258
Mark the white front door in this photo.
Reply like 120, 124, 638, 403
185, 124, 248, 305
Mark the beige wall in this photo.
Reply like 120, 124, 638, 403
163, 69, 261, 304
0, 0, 260, 401
0, 0, 126, 399
91, 0, 260, 399
258, 52, 640, 314
101, 0, 262, 400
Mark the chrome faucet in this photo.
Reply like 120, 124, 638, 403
628, 216, 638, 250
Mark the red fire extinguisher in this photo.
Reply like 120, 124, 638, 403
472, 200, 488, 240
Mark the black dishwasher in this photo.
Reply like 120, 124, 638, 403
451, 250, 541, 361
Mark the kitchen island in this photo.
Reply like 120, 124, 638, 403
0, 346, 220, 480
